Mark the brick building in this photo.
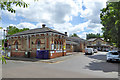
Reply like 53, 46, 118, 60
66, 41, 78, 52
87, 38, 112, 51
66, 36, 87, 52
7, 24, 66, 59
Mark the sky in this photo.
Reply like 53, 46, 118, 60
0, 0, 108, 39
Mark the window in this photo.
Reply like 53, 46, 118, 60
110, 52, 118, 55
58, 41, 60, 50
51, 44, 54, 50
15, 42, 18, 50
54, 41, 56, 50
37, 41, 40, 50
60, 41, 63, 50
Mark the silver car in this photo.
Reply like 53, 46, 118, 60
106, 51, 120, 62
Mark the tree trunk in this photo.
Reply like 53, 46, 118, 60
118, 22, 120, 51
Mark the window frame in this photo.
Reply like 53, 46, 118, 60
37, 40, 40, 50
15, 41, 18, 50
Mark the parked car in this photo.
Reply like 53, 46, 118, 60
85, 48, 94, 55
106, 51, 120, 62
105, 48, 110, 52
93, 49, 98, 53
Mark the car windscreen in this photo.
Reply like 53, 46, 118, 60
110, 52, 118, 55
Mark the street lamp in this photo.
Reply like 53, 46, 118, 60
3, 29, 8, 56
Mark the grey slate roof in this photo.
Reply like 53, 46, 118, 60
8, 27, 65, 36
87, 38, 96, 41
66, 36, 87, 44
87, 38, 104, 42
66, 41, 78, 45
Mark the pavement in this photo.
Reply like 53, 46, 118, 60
7, 52, 80, 63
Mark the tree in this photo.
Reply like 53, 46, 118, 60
70, 33, 79, 37
0, 0, 28, 64
0, 0, 28, 14
7, 26, 29, 35
86, 33, 103, 40
100, 1, 120, 50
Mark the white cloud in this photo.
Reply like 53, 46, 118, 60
17, 22, 37, 29
81, 0, 107, 24
12, 0, 81, 24
7, 23, 37, 29
2, 0, 107, 39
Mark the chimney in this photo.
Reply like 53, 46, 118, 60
65, 32, 67, 36
42, 24, 46, 28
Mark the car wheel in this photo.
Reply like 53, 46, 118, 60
109, 59, 112, 62
106, 60, 110, 62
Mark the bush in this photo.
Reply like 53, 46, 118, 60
2, 47, 8, 50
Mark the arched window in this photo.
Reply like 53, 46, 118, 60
58, 41, 60, 50
15, 41, 18, 50
51, 44, 54, 50
37, 40, 40, 50
54, 41, 56, 50
60, 41, 63, 50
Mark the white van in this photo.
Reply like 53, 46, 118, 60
85, 48, 94, 55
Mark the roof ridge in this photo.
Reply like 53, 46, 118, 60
8, 27, 65, 36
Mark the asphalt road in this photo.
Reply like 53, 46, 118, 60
2, 52, 119, 78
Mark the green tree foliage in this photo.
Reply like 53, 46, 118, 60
0, 0, 28, 13
70, 33, 79, 37
0, 0, 29, 64
86, 33, 102, 40
7, 26, 29, 35
100, 1, 120, 48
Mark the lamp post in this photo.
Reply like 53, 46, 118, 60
3, 29, 8, 56
4, 29, 6, 56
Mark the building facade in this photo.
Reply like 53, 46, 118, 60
87, 38, 112, 51
66, 36, 87, 52
66, 41, 78, 52
7, 24, 66, 59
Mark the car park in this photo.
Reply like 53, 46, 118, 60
85, 48, 94, 55
106, 51, 120, 62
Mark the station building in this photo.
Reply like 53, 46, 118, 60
7, 24, 66, 59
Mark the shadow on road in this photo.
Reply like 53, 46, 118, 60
86, 54, 120, 63
84, 54, 120, 72
86, 54, 106, 61
84, 61, 119, 72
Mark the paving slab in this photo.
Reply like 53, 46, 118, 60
7, 52, 81, 63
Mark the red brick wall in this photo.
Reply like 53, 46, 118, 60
30, 52, 36, 58
49, 52, 66, 59
47, 38, 49, 48
66, 50, 72, 53
11, 51, 36, 58
11, 52, 25, 57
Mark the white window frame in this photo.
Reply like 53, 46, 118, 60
15, 42, 18, 50
37, 41, 40, 50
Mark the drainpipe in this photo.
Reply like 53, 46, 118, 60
27, 35, 30, 51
